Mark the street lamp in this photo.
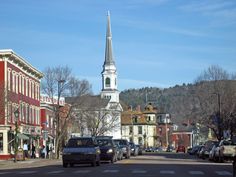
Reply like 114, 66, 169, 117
14, 108, 19, 162
213, 93, 222, 139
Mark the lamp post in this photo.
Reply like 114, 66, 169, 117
213, 93, 222, 140
14, 108, 19, 163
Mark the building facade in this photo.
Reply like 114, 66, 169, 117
0, 50, 43, 160
121, 104, 158, 148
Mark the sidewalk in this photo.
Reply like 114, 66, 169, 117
0, 158, 61, 170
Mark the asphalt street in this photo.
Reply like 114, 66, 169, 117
0, 152, 233, 177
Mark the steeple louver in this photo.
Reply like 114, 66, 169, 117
104, 11, 115, 66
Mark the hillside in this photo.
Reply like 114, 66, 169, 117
120, 84, 199, 124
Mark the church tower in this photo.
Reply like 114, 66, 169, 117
101, 11, 119, 103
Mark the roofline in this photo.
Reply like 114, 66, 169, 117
0, 49, 44, 79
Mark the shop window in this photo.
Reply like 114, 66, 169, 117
0, 133, 3, 153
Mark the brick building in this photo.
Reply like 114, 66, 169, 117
0, 49, 43, 160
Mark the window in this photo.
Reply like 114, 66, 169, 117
29, 80, 31, 98
0, 133, 3, 153
129, 126, 133, 135
19, 74, 21, 93
26, 78, 28, 96
32, 81, 34, 99
22, 76, 25, 95
15, 74, 18, 94
138, 126, 142, 134
7, 102, 11, 122
105, 77, 110, 87
12, 71, 15, 92
138, 137, 142, 145
7, 69, 11, 91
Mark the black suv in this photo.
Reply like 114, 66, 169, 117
95, 136, 118, 163
114, 139, 131, 159
62, 137, 101, 167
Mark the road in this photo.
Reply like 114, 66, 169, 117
0, 152, 233, 177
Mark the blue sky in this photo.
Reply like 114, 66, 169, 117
1, 0, 236, 94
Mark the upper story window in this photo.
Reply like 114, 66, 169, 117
15, 74, 18, 94
25, 78, 28, 97
22, 75, 25, 95
19, 74, 21, 93
105, 77, 110, 87
7, 69, 11, 91
32, 81, 34, 99
29, 80, 32, 98
12, 71, 15, 92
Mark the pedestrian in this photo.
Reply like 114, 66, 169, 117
31, 143, 36, 159
42, 145, 47, 159
46, 144, 50, 159
23, 142, 28, 159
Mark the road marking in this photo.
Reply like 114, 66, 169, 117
0, 172, 12, 175
215, 171, 232, 176
103, 169, 119, 173
47, 170, 64, 174
18, 171, 37, 174
160, 170, 175, 174
189, 171, 204, 175
74, 170, 90, 173
132, 170, 147, 173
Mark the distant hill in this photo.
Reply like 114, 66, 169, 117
120, 83, 199, 125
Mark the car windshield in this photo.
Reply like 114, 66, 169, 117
67, 138, 94, 147
114, 140, 127, 145
97, 139, 112, 147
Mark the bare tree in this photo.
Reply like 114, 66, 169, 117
66, 95, 121, 137
41, 66, 92, 159
194, 65, 236, 140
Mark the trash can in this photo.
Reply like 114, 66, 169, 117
16, 148, 24, 161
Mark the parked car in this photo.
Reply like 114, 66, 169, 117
166, 145, 174, 152
136, 144, 143, 155
145, 147, 155, 152
95, 136, 118, 163
216, 139, 236, 162
176, 145, 186, 153
114, 143, 123, 160
189, 145, 203, 155
209, 143, 219, 161
203, 141, 219, 159
62, 137, 101, 168
129, 142, 139, 156
113, 139, 131, 159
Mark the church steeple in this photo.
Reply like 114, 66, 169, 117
101, 11, 119, 103
104, 11, 115, 67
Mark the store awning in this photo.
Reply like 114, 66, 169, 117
17, 133, 29, 140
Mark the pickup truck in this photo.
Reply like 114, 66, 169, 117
217, 139, 236, 162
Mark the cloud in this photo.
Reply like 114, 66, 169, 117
121, 19, 207, 37
179, 0, 236, 26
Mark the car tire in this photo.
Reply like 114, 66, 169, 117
69, 163, 74, 167
63, 162, 68, 168
91, 159, 96, 167
96, 160, 101, 166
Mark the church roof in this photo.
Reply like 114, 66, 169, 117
65, 95, 110, 110
103, 11, 115, 66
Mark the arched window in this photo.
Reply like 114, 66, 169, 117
105, 77, 110, 87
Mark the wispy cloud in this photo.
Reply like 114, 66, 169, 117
121, 19, 207, 37
179, 0, 236, 26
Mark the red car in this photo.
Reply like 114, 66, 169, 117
176, 145, 186, 153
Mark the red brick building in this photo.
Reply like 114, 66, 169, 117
0, 49, 43, 160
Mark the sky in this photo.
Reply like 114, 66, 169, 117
0, 0, 236, 94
